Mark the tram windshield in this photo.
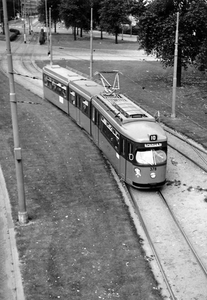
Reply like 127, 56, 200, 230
135, 149, 166, 165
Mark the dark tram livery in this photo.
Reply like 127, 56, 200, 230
43, 65, 167, 188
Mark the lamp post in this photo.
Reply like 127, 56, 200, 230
90, 4, 93, 79
2, 0, 28, 224
49, 6, 52, 65
28, 0, 31, 35
23, 0, 26, 43
13, 0, 15, 18
171, 12, 179, 118
45, 0, 49, 54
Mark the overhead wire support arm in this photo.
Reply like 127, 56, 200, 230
94, 70, 123, 93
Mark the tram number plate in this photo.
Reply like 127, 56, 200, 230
150, 135, 157, 141
150, 167, 157, 171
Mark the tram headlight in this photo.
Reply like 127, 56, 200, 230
150, 172, 156, 179
134, 168, 141, 178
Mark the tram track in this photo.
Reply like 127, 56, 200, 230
127, 187, 176, 300
158, 190, 207, 277
0, 32, 43, 97
127, 185, 207, 300
124, 134, 207, 300
168, 142, 207, 173
164, 126, 207, 173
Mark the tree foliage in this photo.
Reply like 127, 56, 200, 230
36, 0, 137, 43
59, 0, 91, 39
135, 0, 207, 86
99, 0, 133, 44
37, 0, 61, 33
0, 0, 19, 21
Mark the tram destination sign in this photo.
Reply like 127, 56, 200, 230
144, 143, 162, 148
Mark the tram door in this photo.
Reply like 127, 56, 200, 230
119, 137, 126, 180
76, 95, 81, 126
69, 90, 77, 121
91, 106, 99, 145
125, 141, 134, 184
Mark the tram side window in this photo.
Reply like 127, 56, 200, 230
128, 142, 135, 161
101, 116, 120, 151
120, 137, 126, 157
92, 106, 96, 123
69, 90, 76, 106
81, 97, 90, 117
43, 74, 52, 89
91, 106, 99, 126
43, 74, 67, 99
96, 110, 100, 127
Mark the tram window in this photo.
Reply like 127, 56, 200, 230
120, 137, 126, 156
43, 74, 48, 86
43, 74, 52, 88
96, 110, 99, 126
81, 97, 90, 117
92, 106, 95, 123
135, 149, 167, 165
77, 95, 81, 109
48, 79, 52, 89
92, 106, 98, 124
128, 142, 133, 154
127, 142, 135, 161
43, 74, 67, 99
101, 116, 120, 150
69, 90, 76, 106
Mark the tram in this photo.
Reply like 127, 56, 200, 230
42, 65, 167, 188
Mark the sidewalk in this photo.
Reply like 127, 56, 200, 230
0, 166, 25, 300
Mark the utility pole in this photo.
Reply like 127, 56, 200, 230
49, 7, 52, 65
45, 0, 49, 54
23, 0, 26, 43
2, 0, 28, 224
171, 12, 179, 118
90, 4, 93, 79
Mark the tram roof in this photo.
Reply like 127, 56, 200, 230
96, 92, 155, 124
95, 98, 167, 142
122, 120, 167, 142
43, 65, 86, 83
70, 79, 105, 99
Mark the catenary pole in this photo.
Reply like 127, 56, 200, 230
23, 0, 26, 43
2, 0, 28, 223
171, 12, 179, 118
45, 0, 49, 54
90, 5, 93, 79
49, 7, 53, 65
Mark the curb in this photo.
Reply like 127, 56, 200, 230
0, 166, 25, 300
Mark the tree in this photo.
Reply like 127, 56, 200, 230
92, 0, 102, 35
37, 0, 61, 33
99, 0, 133, 44
59, 0, 91, 40
0, 0, 17, 22
135, 0, 207, 86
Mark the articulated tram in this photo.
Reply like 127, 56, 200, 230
42, 65, 167, 188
